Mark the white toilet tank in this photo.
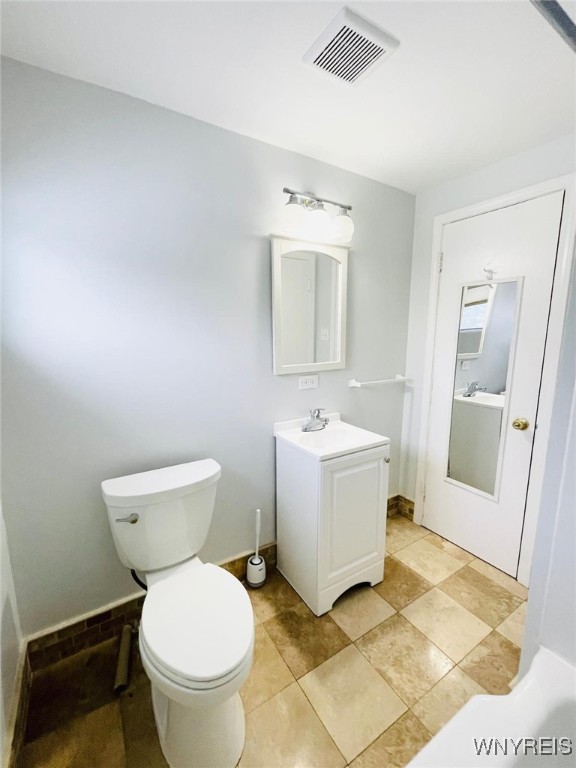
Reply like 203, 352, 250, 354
102, 459, 221, 572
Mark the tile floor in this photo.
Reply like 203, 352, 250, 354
18, 516, 528, 768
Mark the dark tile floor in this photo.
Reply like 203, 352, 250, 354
19, 635, 164, 768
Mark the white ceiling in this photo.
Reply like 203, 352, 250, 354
2, 0, 575, 193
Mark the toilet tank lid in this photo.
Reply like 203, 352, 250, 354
101, 459, 221, 508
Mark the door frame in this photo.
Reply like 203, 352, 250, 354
414, 174, 575, 585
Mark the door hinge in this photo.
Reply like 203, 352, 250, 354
438, 252, 444, 273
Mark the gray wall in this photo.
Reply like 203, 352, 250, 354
1, 59, 415, 637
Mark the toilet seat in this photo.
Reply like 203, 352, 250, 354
141, 562, 254, 691
140, 632, 253, 692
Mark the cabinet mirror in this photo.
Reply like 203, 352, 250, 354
271, 237, 348, 375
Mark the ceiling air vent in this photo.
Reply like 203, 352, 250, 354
303, 7, 400, 85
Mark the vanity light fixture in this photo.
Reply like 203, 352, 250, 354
283, 193, 307, 231
308, 200, 331, 240
281, 187, 354, 243
334, 207, 355, 242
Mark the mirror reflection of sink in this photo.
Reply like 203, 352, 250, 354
274, 414, 389, 460
454, 392, 505, 409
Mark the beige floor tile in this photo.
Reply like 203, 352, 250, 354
20, 550, 530, 768
423, 532, 475, 564
374, 556, 434, 611
356, 614, 453, 707
239, 682, 345, 768
19, 702, 126, 768
120, 645, 167, 768
386, 515, 429, 555
460, 631, 521, 694
24, 639, 118, 742
247, 570, 304, 622
401, 588, 492, 663
439, 565, 524, 627
349, 711, 432, 768
121, 692, 167, 768
263, 601, 350, 678
496, 602, 527, 647
412, 667, 486, 735
240, 624, 294, 712
299, 645, 407, 762
394, 537, 465, 584
329, 585, 396, 641
468, 558, 529, 600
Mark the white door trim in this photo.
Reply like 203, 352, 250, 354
414, 174, 576, 586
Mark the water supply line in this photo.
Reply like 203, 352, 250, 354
130, 569, 147, 591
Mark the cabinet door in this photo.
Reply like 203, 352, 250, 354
319, 447, 388, 589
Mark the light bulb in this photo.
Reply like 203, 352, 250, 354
334, 208, 354, 243
307, 201, 331, 241
282, 194, 306, 235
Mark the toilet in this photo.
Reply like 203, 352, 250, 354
101, 459, 254, 768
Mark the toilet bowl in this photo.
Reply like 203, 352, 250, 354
139, 558, 254, 767
102, 460, 254, 768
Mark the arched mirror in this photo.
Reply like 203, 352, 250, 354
271, 237, 348, 375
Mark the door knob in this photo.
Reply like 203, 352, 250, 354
512, 417, 529, 431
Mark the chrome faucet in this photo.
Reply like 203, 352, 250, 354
463, 381, 487, 397
301, 408, 330, 432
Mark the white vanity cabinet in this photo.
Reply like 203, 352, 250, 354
274, 414, 390, 616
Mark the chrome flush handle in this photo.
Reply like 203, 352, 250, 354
115, 513, 139, 524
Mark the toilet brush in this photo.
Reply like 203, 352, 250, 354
246, 508, 266, 588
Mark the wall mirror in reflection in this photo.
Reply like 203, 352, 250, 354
447, 278, 522, 496
271, 237, 348, 375
457, 284, 495, 358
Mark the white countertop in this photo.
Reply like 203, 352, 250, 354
454, 392, 505, 410
274, 413, 389, 460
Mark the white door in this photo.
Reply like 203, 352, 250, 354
420, 191, 565, 576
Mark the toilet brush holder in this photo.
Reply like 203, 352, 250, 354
247, 554, 266, 588
247, 507, 266, 588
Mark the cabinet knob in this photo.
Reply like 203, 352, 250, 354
384, 457, 391, 463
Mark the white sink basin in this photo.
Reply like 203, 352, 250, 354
274, 413, 389, 460
454, 392, 505, 410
